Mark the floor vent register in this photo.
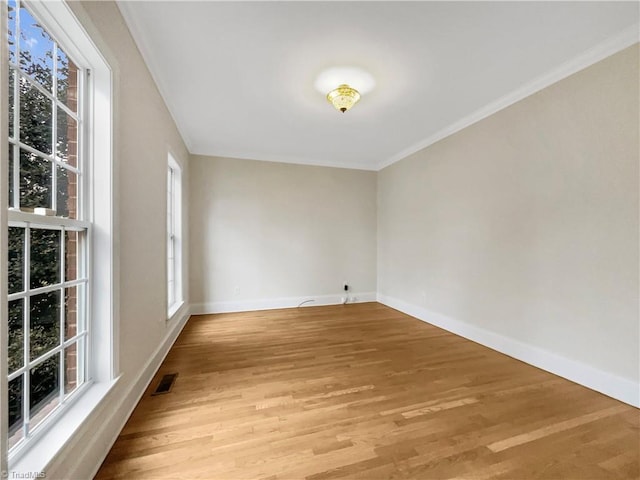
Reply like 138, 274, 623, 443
152, 373, 178, 396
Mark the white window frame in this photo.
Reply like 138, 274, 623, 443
167, 153, 182, 319
7, 0, 90, 455
2, 0, 115, 474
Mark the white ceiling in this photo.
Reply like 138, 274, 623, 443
118, 1, 639, 171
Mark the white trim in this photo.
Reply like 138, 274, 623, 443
8, 378, 118, 477
1, 2, 9, 476
190, 150, 377, 172
167, 300, 185, 322
116, 1, 193, 151
115, 4, 638, 173
117, 3, 376, 175
7, 210, 91, 230
46, 305, 191, 480
191, 292, 378, 315
375, 24, 640, 171
376, 26, 638, 170
377, 294, 640, 408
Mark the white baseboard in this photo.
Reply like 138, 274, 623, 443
191, 292, 377, 315
49, 305, 193, 480
377, 294, 640, 408
42, 293, 638, 478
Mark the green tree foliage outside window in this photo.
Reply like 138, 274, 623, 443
7, 0, 77, 442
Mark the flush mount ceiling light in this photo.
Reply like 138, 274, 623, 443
327, 84, 360, 113
315, 67, 375, 113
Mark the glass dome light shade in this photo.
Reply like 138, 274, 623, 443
326, 84, 361, 113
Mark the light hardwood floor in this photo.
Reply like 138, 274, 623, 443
95, 303, 639, 479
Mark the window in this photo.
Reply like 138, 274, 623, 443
167, 154, 182, 317
5, 0, 113, 465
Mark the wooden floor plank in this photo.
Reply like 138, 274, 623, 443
95, 303, 639, 479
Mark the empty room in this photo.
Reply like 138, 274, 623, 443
1, 1, 638, 479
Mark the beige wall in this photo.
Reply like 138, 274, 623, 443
189, 156, 377, 309
378, 45, 639, 384
44, 2, 190, 478
78, 2, 190, 377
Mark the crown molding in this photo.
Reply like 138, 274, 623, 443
116, 1, 194, 151
378, 25, 640, 171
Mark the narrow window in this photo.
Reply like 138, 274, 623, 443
167, 154, 182, 316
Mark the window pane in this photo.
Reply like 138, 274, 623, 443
8, 375, 24, 450
8, 226, 24, 294
64, 343, 78, 395
19, 78, 53, 155
20, 150, 52, 210
30, 290, 60, 360
8, 144, 15, 207
19, 4, 54, 91
56, 166, 77, 219
57, 47, 78, 113
65, 230, 78, 281
168, 235, 175, 307
64, 285, 78, 340
168, 235, 175, 264
30, 228, 61, 288
9, 69, 15, 138
56, 107, 77, 167
8, 299, 24, 373
30, 355, 60, 426
8, 0, 16, 64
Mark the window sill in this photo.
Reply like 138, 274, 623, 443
168, 300, 185, 321
8, 377, 120, 477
